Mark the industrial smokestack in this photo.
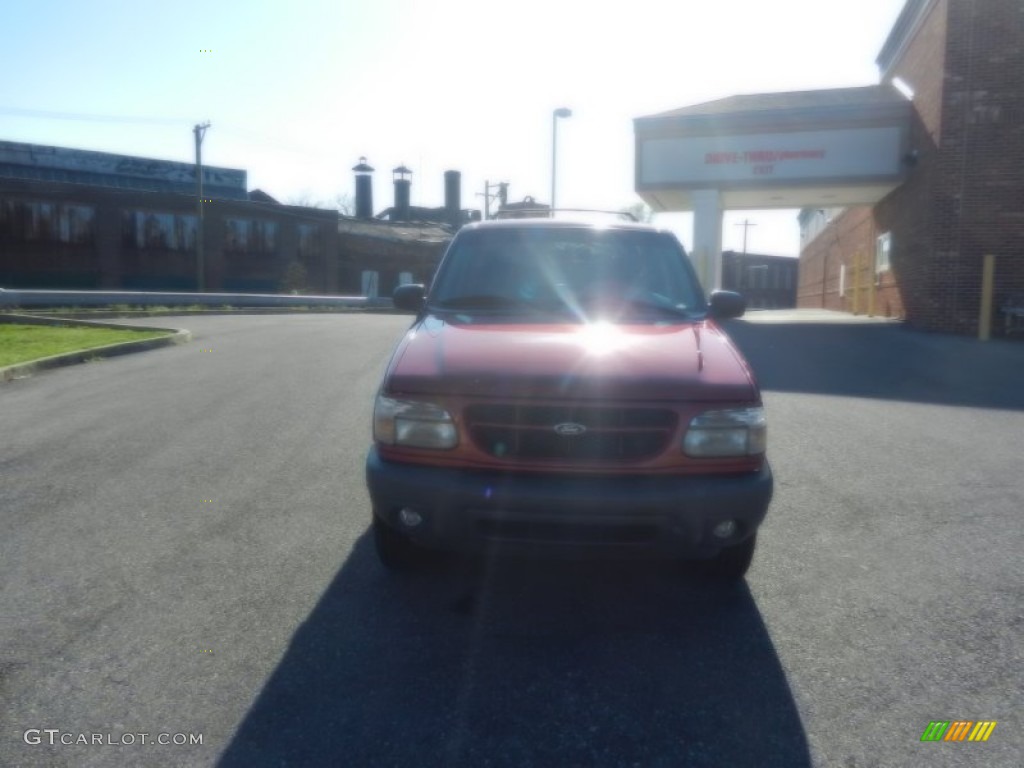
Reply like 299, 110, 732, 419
444, 170, 461, 226
353, 157, 374, 219
393, 165, 412, 222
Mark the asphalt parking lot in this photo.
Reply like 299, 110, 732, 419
1, 311, 1021, 767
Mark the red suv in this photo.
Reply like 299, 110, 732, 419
366, 218, 772, 580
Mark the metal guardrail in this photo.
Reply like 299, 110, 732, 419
0, 288, 393, 310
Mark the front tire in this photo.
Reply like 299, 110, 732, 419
373, 514, 428, 571
694, 534, 757, 581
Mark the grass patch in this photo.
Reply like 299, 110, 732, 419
0, 324, 172, 367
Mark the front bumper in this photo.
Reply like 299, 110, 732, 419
365, 448, 773, 559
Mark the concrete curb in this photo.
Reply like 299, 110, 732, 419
10, 306, 410, 320
735, 308, 903, 325
0, 313, 191, 382
11, 307, 401, 320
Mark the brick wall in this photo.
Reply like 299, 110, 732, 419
0, 180, 340, 293
797, 206, 904, 317
872, 0, 948, 326
928, 0, 1024, 333
801, 0, 1024, 334
336, 231, 448, 296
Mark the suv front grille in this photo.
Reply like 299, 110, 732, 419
465, 404, 677, 463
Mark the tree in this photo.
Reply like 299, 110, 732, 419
331, 193, 355, 216
280, 259, 308, 294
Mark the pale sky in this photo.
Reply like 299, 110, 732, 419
2, 0, 907, 256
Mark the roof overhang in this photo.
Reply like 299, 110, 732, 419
634, 85, 913, 211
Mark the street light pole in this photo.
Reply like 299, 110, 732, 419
551, 107, 572, 214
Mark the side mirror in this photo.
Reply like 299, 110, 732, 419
392, 283, 426, 312
708, 290, 746, 320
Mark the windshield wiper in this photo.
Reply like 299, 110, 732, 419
432, 294, 532, 310
585, 296, 695, 319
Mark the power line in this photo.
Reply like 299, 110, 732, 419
0, 106, 190, 126
215, 126, 342, 163
1, 106, 346, 167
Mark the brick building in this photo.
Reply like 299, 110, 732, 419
0, 140, 340, 293
337, 162, 487, 297
336, 217, 450, 297
798, 0, 1024, 333
721, 251, 798, 309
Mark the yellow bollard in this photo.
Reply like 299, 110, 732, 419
979, 254, 995, 341
852, 252, 861, 315
868, 267, 876, 318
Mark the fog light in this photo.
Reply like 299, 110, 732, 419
712, 520, 737, 539
398, 507, 423, 528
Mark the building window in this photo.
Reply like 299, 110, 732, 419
754, 265, 767, 289
876, 232, 892, 273
122, 210, 196, 251
361, 270, 379, 298
297, 223, 321, 261
225, 218, 277, 255
0, 199, 96, 244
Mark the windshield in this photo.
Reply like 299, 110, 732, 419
428, 227, 706, 322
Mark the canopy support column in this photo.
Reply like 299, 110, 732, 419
692, 189, 723, 291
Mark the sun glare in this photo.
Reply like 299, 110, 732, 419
575, 321, 630, 356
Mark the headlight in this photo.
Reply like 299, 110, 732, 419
374, 395, 458, 449
683, 406, 766, 457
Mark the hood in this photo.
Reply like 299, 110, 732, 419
385, 314, 756, 402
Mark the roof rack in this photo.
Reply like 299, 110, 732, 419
492, 207, 639, 222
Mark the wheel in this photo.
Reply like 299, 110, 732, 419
373, 514, 428, 571
693, 534, 757, 582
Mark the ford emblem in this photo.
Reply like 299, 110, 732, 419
553, 422, 587, 436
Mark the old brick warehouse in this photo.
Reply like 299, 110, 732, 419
0, 141, 347, 293
0, 144, 470, 297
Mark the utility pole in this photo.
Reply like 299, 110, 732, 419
476, 180, 509, 220
735, 218, 757, 254
194, 122, 210, 292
